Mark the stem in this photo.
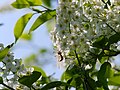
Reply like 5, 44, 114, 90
74, 50, 81, 67
32, 86, 36, 90
2, 83, 15, 90
83, 79, 88, 90
106, 23, 119, 34
69, 23, 71, 34
40, 5, 51, 10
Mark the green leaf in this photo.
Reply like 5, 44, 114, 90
61, 64, 81, 81
41, 0, 51, 7
104, 50, 120, 56
11, 0, 30, 9
18, 71, 41, 88
88, 78, 96, 90
11, 0, 42, 9
109, 75, 120, 86
109, 33, 120, 44
98, 50, 109, 63
70, 75, 82, 87
39, 76, 49, 85
26, 0, 42, 6
40, 81, 69, 90
84, 23, 89, 29
98, 62, 113, 79
0, 43, 14, 61
84, 76, 96, 90
97, 62, 113, 90
93, 35, 108, 49
14, 13, 33, 42
29, 10, 56, 34
0, 77, 3, 84
20, 33, 32, 40
32, 66, 47, 77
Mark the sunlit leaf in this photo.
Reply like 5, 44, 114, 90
26, 0, 42, 6
14, 13, 33, 42
29, 10, 56, 34
20, 33, 32, 40
11, 0, 42, 9
109, 75, 120, 86
32, 66, 47, 77
18, 71, 41, 88
40, 81, 69, 90
104, 50, 120, 56
0, 43, 14, 61
46, 19, 55, 32
11, 0, 30, 9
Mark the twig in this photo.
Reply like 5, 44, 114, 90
74, 50, 81, 67
2, 83, 15, 90
106, 23, 119, 34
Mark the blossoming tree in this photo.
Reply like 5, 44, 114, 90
0, 0, 120, 90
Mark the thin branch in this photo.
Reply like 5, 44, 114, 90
106, 23, 119, 34
40, 5, 51, 10
2, 83, 15, 90
74, 50, 81, 67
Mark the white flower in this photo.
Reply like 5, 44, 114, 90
50, 0, 120, 67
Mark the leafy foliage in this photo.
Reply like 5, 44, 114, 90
0, 43, 14, 61
41, 0, 51, 7
18, 71, 41, 88
97, 62, 113, 90
109, 75, 120, 86
29, 10, 56, 34
0, 77, 3, 84
32, 66, 47, 77
11, 0, 42, 9
40, 81, 69, 90
14, 13, 33, 42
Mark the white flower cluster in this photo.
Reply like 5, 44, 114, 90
0, 43, 34, 89
51, 0, 120, 66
